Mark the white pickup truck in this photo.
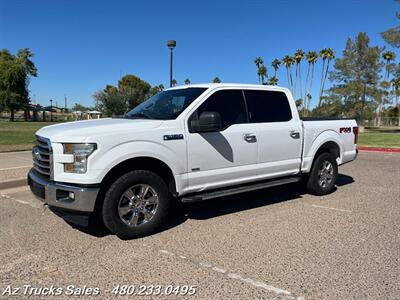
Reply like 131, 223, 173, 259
28, 83, 358, 238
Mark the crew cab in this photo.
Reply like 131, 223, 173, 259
28, 84, 358, 238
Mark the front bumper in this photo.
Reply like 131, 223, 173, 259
28, 169, 99, 212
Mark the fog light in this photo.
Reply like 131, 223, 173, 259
68, 192, 75, 200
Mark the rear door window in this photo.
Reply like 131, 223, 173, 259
244, 90, 292, 123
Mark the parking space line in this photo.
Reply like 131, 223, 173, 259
0, 165, 32, 171
308, 204, 352, 213
0, 254, 39, 275
159, 249, 303, 299
0, 193, 42, 209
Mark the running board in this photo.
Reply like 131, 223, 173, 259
181, 177, 301, 203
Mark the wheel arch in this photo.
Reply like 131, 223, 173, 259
314, 141, 341, 161
94, 156, 178, 214
302, 130, 343, 173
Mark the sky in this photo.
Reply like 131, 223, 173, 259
1, 0, 398, 108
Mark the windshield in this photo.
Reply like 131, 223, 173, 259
125, 87, 207, 120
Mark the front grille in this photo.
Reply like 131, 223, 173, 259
32, 135, 52, 179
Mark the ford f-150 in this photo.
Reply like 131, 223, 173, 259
28, 84, 358, 238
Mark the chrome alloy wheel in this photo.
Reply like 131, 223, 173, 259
118, 184, 159, 227
317, 161, 334, 188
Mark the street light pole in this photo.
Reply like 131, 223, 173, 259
50, 99, 53, 122
167, 40, 176, 87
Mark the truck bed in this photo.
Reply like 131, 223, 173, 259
301, 118, 358, 172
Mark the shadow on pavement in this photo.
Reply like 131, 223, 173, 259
67, 173, 354, 238
336, 174, 355, 187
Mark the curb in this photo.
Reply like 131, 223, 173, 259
358, 146, 400, 153
0, 178, 27, 190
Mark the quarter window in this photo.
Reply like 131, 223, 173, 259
244, 90, 292, 122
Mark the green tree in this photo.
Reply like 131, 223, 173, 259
212, 77, 222, 83
184, 78, 191, 85
311, 94, 343, 117
257, 65, 267, 84
118, 75, 151, 109
329, 33, 383, 122
15, 49, 38, 78
0, 48, 37, 121
282, 55, 295, 92
304, 51, 318, 113
319, 48, 335, 107
391, 77, 400, 126
93, 74, 158, 116
254, 57, 264, 83
294, 49, 305, 100
267, 76, 278, 85
379, 51, 397, 126
148, 84, 164, 97
382, 51, 396, 81
72, 103, 91, 111
94, 84, 127, 116
271, 59, 281, 77
381, 0, 400, 48
171, 79, 177, 87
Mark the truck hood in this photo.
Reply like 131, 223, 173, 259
36, 118, 163, 142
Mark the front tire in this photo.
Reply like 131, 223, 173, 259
102, 170, 171, 239
306, 152, 338, 195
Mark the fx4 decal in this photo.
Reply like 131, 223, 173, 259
340, 127, 351, 133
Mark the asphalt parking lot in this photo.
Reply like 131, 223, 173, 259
0, 151, 399, 299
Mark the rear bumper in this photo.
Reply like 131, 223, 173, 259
28, 169, 99, 212
341, 149, 358, 165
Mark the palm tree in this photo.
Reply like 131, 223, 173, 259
184, 78, 191, 85
254, 56, 264, 68
271, 59, 281, 77
212, 77, 221, 83
294, 49, 305, 100
171, 79, 177, 87
254, 57, 264, 83
304, 51, 318, 113
382, 51, 396, 81
318, 48, 335, 107
257, 66, 267, 84
267, 76, 278, 86
391, 77, 400, 126
282, 55, 295, 92
377, 52, 396, 126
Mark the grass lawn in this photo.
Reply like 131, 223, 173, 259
358, 132, 400, 148
0, 121, 56, 152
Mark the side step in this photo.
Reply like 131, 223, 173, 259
181, 176, 301, 203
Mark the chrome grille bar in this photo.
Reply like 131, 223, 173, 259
32, 135, 52, 179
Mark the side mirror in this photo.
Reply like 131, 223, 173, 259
191, 111, 222, 133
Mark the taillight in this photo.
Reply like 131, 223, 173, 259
353, 126, 358, 144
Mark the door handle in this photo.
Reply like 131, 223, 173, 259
290, 130, 300, 139
243, 133, 257, 143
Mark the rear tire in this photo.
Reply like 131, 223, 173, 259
102, 170, 171, 239
306, 152, 338, 195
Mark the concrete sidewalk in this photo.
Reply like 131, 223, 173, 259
0, 151, 31, 189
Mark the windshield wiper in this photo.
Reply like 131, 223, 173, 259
125, 112, 154, 119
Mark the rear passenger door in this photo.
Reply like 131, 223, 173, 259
243, 89, 302, 178
186, 89, 258, 192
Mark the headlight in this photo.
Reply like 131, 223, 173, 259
63, 143, 97, 173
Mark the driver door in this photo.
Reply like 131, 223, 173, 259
186, 89, 258, 192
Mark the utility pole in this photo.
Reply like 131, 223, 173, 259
167, 40, 176, 87
64, 94, 67, 110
